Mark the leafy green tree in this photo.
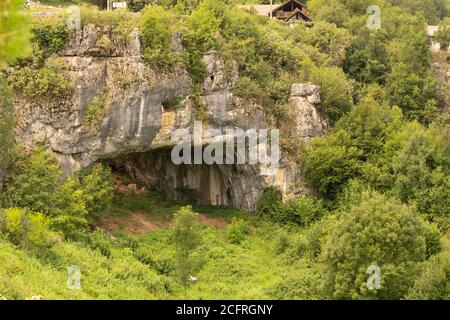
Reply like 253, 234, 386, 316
335, 97, 403, 158
173, 205, 202, 298
321, 191, 429, 299
309, 65, 354, 123
1, 146, 61, 213
376, 122, 450, 230
1, 147, 113, 238
0, 75, 15, 192
141, 5, 180, 68
0, 0, 31, 193
387, 64, 439, 121
0, 0, 31, 69
302, 130, 363, 198
301, 21, 352, 66
407, 251, 450, 300
0, 207, 58, 248
434, 22, 450, 50
308, 0, 350, 27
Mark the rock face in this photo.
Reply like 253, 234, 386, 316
13, 24, 327, 210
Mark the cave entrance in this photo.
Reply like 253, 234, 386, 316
104, 149, 235, 207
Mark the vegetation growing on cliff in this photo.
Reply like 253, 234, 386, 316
0, 0, 449, 300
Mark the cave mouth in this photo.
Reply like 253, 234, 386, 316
103, 148, 236, 208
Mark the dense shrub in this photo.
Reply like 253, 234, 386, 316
0, 208, 58, 248
0, 75, 14, 176
407, 251, 450, 300
321, 192, 429, 299
84, 92, 107, 128
1, 147, 113, 238
301, 130, 363, 198
141, 5, 181, 68
7, 61, 73, 101
227, 217, 250, 244
31, 22, 69, 58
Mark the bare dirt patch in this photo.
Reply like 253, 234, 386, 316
99, 213, 171, 234
99, 212, 229, 234
197, 214, 228, 229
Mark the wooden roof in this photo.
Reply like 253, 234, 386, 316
238, 0, 311, 21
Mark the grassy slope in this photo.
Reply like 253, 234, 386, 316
0, 192, 318, 300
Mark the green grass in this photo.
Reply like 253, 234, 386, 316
0, 192, 321, 300
108, 191, 246, 222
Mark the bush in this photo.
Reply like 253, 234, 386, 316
227, 218, 250, 245
281, 196, 327, 227
301, 130, 363, 198
321, 192, 428, 299
84, 93, 107, 128
309, 65, 354, 124
335, 97, 404, 158
31, 22, 69, 58
1, 147, 113, 238
0, 75, 14, 174
141, 5, 181, 68
256, 187, 283, 218
0, 208, 58, 248
407, 251, 450, 300
7, 61, 73, 101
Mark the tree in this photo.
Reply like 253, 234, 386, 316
434, 22, 450, 51
301, 130, 363, 199
301, 21, 352, 66
173, 205, 202, 298
1, 146, 61, 213
387, 64, 439, 121
307, 0, 350, 27
309, 65, 354, 124
0, 75, 14, 193
377, 122, 450, 231
321, 192, 429, 299
335, 97, 403, 158
0, 0, 32, 69
407, 251, 450, 300
0, 0, 31, 193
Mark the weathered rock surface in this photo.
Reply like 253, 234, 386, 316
13, 24, 327, 210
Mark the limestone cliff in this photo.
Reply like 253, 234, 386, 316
13, 24, 328, 210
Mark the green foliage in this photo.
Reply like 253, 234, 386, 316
0, 0, 32, 69
321, 192, 428, 299
308, 0, 350, 27
141, 5, 181, 68
387, 64, 439, 120
227, 217, 250, 244
1, 146, 61, 214
0, 208, 58, 249
0, 75, 15, 175
268, 266, 324, 299
1, 147, 113, 238
300, 21, 352, 66
31, 22, 69, 58
376, 122, 450, 230
173, 205, 202, 296
435, 23, 450, 50
186, 0, 222, 52
84, 92, 107, 128
302, 130, 363, 198
309, 65, 354, 124
256, 188, 327, 226
7, 60, 73, 101
407, 251, 450, 300
256, 187, 282, 218
335, 97, 403, 157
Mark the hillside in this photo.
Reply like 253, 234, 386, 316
0, 0, 449, 301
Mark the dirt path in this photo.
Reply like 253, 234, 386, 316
99, 212, 229, 234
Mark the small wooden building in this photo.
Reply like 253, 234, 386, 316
238, 0, 311, 22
